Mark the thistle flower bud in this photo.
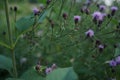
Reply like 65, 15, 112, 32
46, 0, 51, 5
14, 6, 17, 12
62, 13, 68, 20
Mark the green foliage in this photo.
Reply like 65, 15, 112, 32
0, 55, 12, 72
46, 67, 78, 80
114, 44, 120, 57
15, 15, 35, 32
39, 10, 48, 23
20, 68, 45, 80
1, 0, 120, 80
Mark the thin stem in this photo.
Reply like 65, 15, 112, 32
5, 0, 17, 78
11, 49, 18, 78
5, 0, 12, 45
57, 0, 65, 19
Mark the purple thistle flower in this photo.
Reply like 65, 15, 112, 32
99, 5, 106, 11
98, 44, 104, 49
85, 29, 94, 37
111, 6, 118, 16
92, 11, 104, 21
109, 60, 117, 67
115, 56, 120, 64
98, 44, 105, 52
74, 15, 81, 24
45, 67, 52, 74
33, 7, 39, 15
111, 6, 118, 12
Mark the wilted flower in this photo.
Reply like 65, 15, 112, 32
74, 15, 81, 24
109, 60, 117, 67
33, 7, 39, 15
85, 29, 94, 37
45, 67, 52, 74
35, 64, 41, 71
51, 63, 57, 70
85, 8, 90, 15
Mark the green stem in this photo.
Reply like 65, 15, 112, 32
5, 0, 17, 78
11, 49, 18, 78
5, 0, 12, 45
57, 0, 65, 19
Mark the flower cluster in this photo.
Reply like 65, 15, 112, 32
35, 63, 57, 75
45, 63, 57, 74
108, 56, 120, 67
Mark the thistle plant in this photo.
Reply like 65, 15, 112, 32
0, 0, 120, 80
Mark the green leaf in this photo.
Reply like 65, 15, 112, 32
111, 19, 118, 25
46, 67, 78, 80
38, 10, 48, 23
114, 48, 120, 57
21, 68, 45, 80
6, 78, 23, 80
16, 16, 34, 32
0, 55, 12, 71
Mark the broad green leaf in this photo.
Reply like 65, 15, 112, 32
0, 55, 12, 71
46, 67, 78, 80
6, 78, 23, 80
21, 68, 45, 80
16, 16, 34, 32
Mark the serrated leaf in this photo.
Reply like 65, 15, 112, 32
21, 68, 45, 80
46, 67, 78, 80
0, 55, 12, 71
16, 16, 34, 32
